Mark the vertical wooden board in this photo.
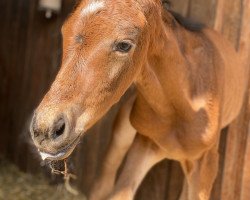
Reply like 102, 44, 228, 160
210, 128, 228, 200
220, 0, 243, 48
15, 0, 45, 172
221, 98, 249, 200
0, 0, 35, 165
240, 85, 250, 200
74, 124, 104, 194
188, 0, 217, 27
24, 0, 77, 174
16, 0, 71, 171
24, 0, 74, 172
165, 161, 184, 200
0, 0, 76, 170
241, 134, 250, 200
214, 0, 225, 31
237, 0, 250, 65
135, 160, 169, 200
239, 1, 250, 199
0, 0, 12, 156
220, 0, 250, 199
170, 0, 190, 16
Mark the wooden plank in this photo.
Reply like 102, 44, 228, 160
0, 0, 76, 170
0, 0, 34, 166
219, 0, 250, 199
136, 161, 169, 200
214, 0, 226, 31
241, 86, 250, 200
170, 0, 190, 16
0, 0, 12, 157
17, 0, 70, 171
210, 128, 228, 200
165, 161, 184, 200
188, 0, 217, 27
238, 0, 250, 61
220, 0, 243, 48
221, 85, 250, 200
238, 0, 250, 199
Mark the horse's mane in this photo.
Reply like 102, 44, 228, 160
162, 0, 205, 31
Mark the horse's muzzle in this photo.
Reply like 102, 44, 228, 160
30, 111, 76, 160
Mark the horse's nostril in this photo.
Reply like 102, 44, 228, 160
51, 119, 66, 140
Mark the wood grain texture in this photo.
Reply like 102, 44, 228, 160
240, 3, 250, 197
188, 0, 217, 27
218, 0, 250, 199
214, 0, 225, 31
171, 0, 190, 16
240, 80, 250, 200
0, 0, 75, 171
220, 0, 243, 48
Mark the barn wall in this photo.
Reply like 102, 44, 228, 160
0, 0, 76, 173
0, 0, 249, 200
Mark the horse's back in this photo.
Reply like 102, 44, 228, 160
204, 29, 248, 128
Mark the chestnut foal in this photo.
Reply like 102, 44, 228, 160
30, 0, 248, 199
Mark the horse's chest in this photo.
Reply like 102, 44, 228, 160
130, 103, 219, 160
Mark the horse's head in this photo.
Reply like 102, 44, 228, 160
30, 0, 160, 160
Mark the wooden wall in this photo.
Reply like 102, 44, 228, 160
0, 0, 249, 199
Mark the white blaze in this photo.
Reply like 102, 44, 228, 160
81, 1, 105, 16
191, 97, 207, 111
109, 66, 123, 79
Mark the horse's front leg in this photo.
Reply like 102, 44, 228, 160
89, 95, 136, 200
179, 144, 219, 200
108, 134, 165, 200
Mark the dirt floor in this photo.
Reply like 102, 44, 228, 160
0, 158, 86, 200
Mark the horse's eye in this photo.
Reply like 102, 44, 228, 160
115, 42, 132, 53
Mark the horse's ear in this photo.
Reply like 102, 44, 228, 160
73, 0, 82, 10
162, 0, 171, 10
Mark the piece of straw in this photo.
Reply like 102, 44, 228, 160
49, 159, 79, 195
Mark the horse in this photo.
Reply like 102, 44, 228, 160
30, 0, 248, 199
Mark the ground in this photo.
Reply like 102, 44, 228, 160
0, 158, 86, 200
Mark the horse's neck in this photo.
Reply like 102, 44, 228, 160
135, 15, 194, 118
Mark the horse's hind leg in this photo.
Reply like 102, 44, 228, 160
89, 95, 136, 200
179, 144, 219, 200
